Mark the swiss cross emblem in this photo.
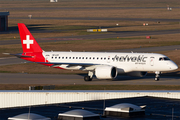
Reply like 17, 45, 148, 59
23, 35, 33, 49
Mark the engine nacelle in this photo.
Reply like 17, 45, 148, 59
95, 66, 117, 79
127, 71, 147, 77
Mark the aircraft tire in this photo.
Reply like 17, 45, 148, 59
84, 76, 92, 81
154, 77, 159, 81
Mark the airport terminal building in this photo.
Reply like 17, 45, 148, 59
0, 12, 9, 31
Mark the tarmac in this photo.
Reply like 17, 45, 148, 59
10, 16, 180, 22
1, 29, 180, 45
2, 6, 180, 10
0, 73, 180, 85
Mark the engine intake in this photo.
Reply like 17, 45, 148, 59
95, 66, 117, 79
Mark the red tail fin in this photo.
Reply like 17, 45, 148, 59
18, 23, 42, 53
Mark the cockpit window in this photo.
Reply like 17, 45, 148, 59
159, 57, 171, 61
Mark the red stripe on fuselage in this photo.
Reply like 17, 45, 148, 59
21, 52, 65, 69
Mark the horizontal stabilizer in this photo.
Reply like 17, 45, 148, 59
3, 53, 33, 58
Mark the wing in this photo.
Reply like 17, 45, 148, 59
37, 62, 101, 70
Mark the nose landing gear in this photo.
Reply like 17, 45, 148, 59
155, 71, 161, 81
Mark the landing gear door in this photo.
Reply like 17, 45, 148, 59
150, 57, 155, 66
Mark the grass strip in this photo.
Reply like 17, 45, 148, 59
1, 84, 180, 90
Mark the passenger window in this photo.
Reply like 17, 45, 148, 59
79, 57, 81, 59
82, 57, 84, 59
66, 57, 68, 59
73, 57, 75, 59
59, 57, 60, 59
69, 57, 71, 59
62, 57, 64, 59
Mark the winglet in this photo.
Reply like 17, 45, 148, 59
18, 23, 42, 53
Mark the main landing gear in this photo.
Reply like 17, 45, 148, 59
84, 71, 93, 81
155, 71, 161, 81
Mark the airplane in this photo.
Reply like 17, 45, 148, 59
5, 23, 178, 81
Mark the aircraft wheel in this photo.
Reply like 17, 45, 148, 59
155, 72, 160, 81
84, 76, 92, 81
154, 77, 159, 81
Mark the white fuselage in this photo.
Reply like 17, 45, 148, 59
43, 51, 178, 73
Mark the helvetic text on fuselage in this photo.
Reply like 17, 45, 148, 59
113, 55, 147, 64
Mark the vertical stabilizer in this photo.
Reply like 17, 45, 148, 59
18, 23, 42, 53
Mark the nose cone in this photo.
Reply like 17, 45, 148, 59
174, 64, 178, 70
171, 62, 178, 70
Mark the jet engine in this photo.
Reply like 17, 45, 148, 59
127, 71, 147, 77
95, 66, 117, 79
